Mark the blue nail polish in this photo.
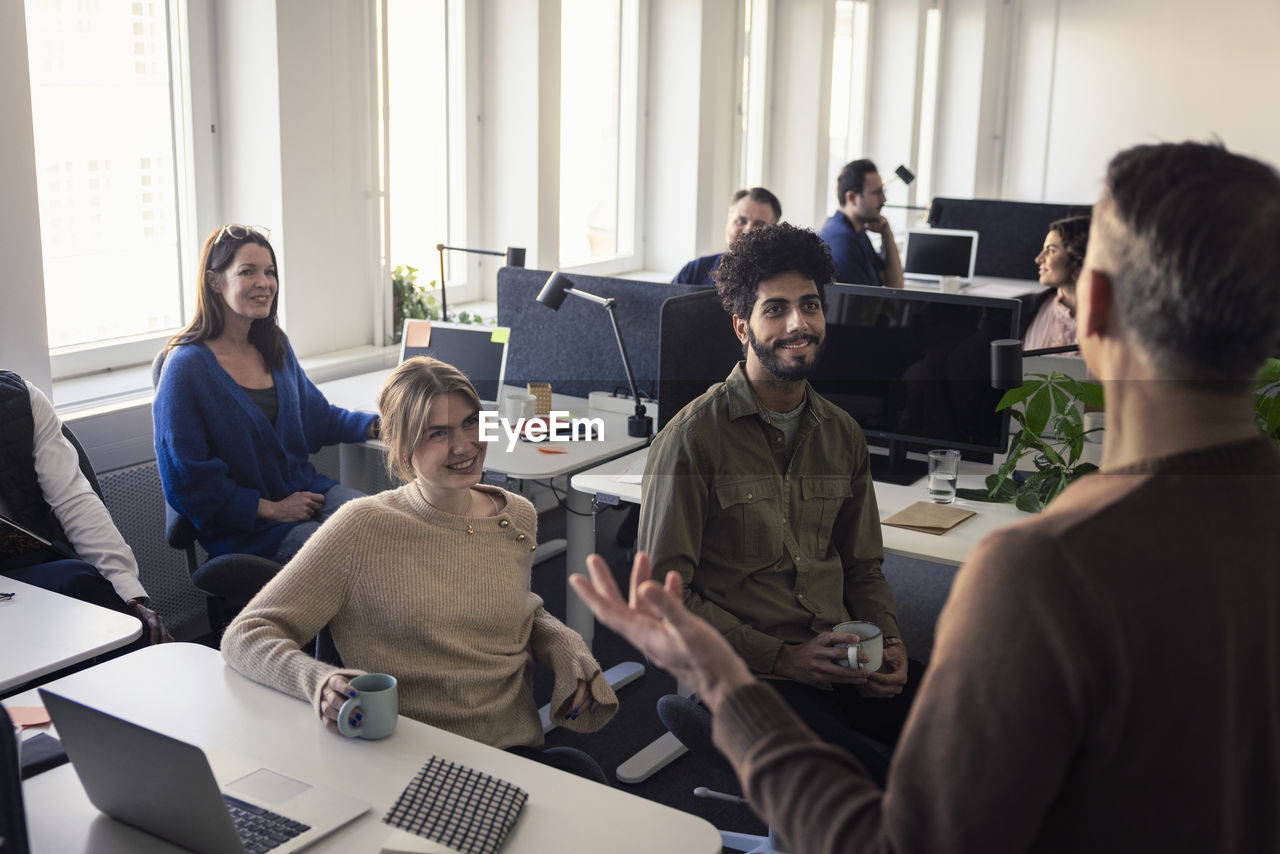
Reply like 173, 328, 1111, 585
572, 706, 580, 715
564, 714, 571, 720
347, 690, 357, 697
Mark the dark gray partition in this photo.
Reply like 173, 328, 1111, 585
929, 197, 1092, 280
656, 289, 741, 429
496, 268, 705, 400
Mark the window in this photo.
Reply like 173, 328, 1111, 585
826, 0, 871, 204
25, 0, 195, 372
738, 0, 770, 189
558, 0, 641, 270
913, 5, 943, 211
384, 0, 449, 284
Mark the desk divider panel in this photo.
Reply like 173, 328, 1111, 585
496, 267, 705, 401
656, 289, 742, 430
930, 197, 1092, 281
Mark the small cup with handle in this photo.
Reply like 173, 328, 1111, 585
337, 673, 398, 740
833, 620, 883, 672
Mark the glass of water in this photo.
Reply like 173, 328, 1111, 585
927, 449, 961, 504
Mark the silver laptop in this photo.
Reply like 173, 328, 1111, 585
399, 318, 511, 407
40, 689, 370, 853
903, 227, 980, 284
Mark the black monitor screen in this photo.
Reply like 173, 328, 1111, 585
812, 284, 1019, 455
400, 320, 510, 403
903, 230, 976, 279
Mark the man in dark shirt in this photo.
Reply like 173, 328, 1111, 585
818, 159, 903, 287
672, 187, 782, 285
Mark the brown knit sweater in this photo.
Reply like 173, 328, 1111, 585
222, 483, 617, 749
713, 437, 1280, 852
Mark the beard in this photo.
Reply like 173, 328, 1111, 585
747, 325, 825, 381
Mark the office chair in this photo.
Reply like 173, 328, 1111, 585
656, 694, 788, 853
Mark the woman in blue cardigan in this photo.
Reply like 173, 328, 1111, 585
154, 225, 379, 562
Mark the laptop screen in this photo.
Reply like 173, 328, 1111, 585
399, 320, 510, 404
903, 228, 979, 281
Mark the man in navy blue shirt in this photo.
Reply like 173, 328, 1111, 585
672, 187, 782, 285
818, 159, 903, 287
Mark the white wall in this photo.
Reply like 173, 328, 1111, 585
1001, 0, 1280, 204
0, 0, 53, 392
275, 0, 379, 355
766, 0, 836, 229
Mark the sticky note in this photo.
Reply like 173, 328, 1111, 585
9, 706, 52, 728
490, 327, 510, 344
405, 319, 432, 347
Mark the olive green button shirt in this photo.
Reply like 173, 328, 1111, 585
638, 362, 900, 676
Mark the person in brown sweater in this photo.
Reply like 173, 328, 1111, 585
573, 140, 1280, 851
223, 357, 617, 780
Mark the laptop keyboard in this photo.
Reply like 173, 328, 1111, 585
224, 795, 310, 853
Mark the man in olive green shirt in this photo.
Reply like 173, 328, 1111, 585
638, 223, 920, 779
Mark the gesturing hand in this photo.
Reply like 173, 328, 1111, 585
570, 552, 754, 714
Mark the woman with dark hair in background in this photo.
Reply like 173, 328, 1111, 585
1023, 214, 1091, 350
153, 225, 378, 565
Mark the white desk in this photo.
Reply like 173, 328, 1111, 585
10, 643, 720, 854
0, 578, 141, 694
571, 448, 1033, 783
317, 369, 650, 647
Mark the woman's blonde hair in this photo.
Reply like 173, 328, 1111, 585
377, 357, 483, 484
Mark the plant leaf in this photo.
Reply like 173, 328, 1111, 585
1077, 381, 1105, 410
1015, 483, 1044, 513
1070, 462, 1100, 479
996, 381, 1039, 411
1025, 387, 1052, 436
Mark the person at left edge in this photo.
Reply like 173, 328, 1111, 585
153, 225, 379, 566
0, 371, 171, 645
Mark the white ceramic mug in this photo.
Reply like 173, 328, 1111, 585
501, 391, 537, 423
834, 620, 883, 672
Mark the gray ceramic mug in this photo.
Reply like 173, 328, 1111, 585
337, 673, 398, 740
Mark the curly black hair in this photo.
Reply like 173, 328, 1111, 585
713, 223, 836, 320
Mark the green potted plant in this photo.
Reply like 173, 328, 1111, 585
1255, 357, 1280, 449
957, 371, 1105, 512
390, 264, 488, 344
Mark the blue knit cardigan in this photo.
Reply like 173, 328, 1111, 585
153, 341, 376, 558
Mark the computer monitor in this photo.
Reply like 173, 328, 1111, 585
814, 284, 1020, 483
399, 319, 510, 405
903, 228, 980, 282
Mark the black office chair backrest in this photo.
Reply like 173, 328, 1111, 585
0, 706, 31, 854
58, 424, 103, 503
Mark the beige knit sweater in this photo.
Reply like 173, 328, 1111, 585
221, 483, 617, 749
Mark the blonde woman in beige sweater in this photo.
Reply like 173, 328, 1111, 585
222, 357, 617, 780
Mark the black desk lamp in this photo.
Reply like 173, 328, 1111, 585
535, 271, 653, 438
991, 339, 1081, 389
435, 244, 526, 322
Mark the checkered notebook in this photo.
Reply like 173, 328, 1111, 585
383, 757, 528, 854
